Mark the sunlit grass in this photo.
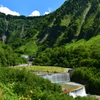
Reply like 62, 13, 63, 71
18, 40, 38, 55
65, 35, 100, 50
15, 66, 67, 73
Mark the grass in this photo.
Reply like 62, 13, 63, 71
65, 34, 100, 50
18, 40, 38, 55
65, 39, 86, 49
14, 66, 67, 73
86, 35, 100, 49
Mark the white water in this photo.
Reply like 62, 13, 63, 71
68, 86, 87, 98
38, 73, 87, 98
38, 73, 70, 83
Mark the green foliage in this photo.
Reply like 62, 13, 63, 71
0, 0, 100, 98
0, 82, 20, 100
33, 34, 100, 69
0, 42, 27, 67
0, 67, 62, 92
0, 0, 100, 51
0, 67, 98, 100
0, 67, 63, 99
71, 67, 100, 95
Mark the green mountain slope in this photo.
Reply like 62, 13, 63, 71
0, 0, 100, 55
1, 0, 100, 97
65, 35, 100, 50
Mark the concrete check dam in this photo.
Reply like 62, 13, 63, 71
37, 72, 87, 98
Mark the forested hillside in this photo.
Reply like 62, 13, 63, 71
0, 42, 27, 67
0, 0, 100, 98
0, 0, 100, 54
33, 35, 100, 68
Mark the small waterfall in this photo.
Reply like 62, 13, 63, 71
68, 86, 87, 98
38, 73, 70, 83
38, 73, 87, 98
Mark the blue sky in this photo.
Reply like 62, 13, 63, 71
0, 0, 66, 16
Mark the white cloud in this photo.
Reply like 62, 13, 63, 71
0, 5, 20, 16
29, 10, 40, 16
44, 7, 52, 15
44, 12, 49, 15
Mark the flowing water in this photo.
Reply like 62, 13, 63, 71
38, 73, 87, 98
38, 73, 70, 83
68, 86, 87, 98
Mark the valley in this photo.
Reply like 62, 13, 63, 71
0, 0, 100, 99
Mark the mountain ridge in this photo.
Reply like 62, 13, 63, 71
0, 0, 100, 54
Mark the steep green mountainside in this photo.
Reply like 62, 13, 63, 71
0, 0, 100, 54
1, 0, 100, 97
65, 35, 100, 50
33, 35, 100, 67
0, 14, 45, 54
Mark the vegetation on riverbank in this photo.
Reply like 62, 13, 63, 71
0, 0, 100, 99
33, 35, 100, 69
14, 66, 67, 73
71, 67, 100, 95
0, 67, 99, 100
0, 42, 27, 67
